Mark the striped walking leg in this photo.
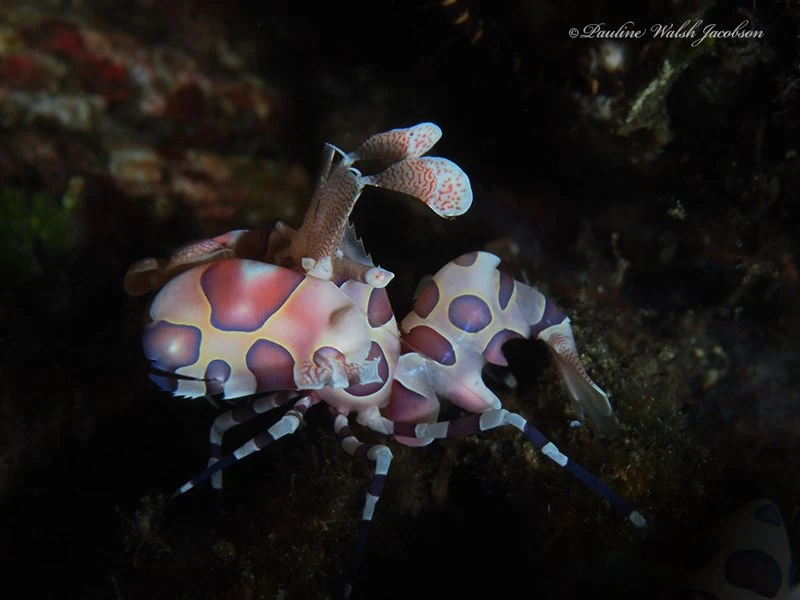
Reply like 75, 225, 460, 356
208, 391, 298, 490
332, 413, 393, 600
173, 394, 319, 497
380, 409, 646, 528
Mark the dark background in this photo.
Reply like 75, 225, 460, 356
1, 0, 798, 598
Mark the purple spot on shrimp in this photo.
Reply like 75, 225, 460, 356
204, 359, 232, 395
201, 260, 303, 332
402, 325, 456, 366
483, 329, 524, 366
246, 339, 296, 392
449, 294, 492, 333
498, 271, 514, 310
529, 297, 567, 337
724, 549, 782, 597
386, 379, 438, 445
143, 320, 202, 372
345, 342, 389, 397
453, 252, 478, 267
368, 287, 393, 328
388, 381, 430, 416
753, 502, 783, 527
414, 279, 439, 319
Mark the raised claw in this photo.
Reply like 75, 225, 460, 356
362, 157, 473, 218
536, 320, 618, 436
348, 122, 443, 163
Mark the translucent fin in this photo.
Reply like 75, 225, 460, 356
538, 321, 620, 437
341, 221, 373, 266
550, 353, 620, 436
320, 142, 347, 179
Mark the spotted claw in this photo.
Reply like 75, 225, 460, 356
363, 157, 473, 218
348, 122, 442, 163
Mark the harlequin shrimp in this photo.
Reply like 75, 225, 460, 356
665, 499, 798, 600
125, 122, 646, 597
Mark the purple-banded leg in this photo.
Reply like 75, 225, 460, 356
207, 391, 298, 490
173, 394, 320, 497
332, 413, 393, 600
375, 410, 646, 528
